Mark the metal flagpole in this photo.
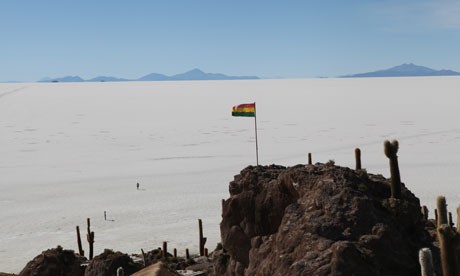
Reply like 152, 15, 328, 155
254, 102, 259, 166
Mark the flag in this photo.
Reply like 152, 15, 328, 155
232, 103, 255, 117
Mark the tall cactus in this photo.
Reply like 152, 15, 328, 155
87, 218, 94, 260
162, 241, 168, 259
199, 219, 207, 256
436, 196, 460, 276
354, 148, 361, 171
438, 224, 459, 276
419, 248, 435, 276
457, 206, 460, 233
437, 196, 448, 228
384, 140, 401, 199
76, 225, 84, 256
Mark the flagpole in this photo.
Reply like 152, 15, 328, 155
254, 102, 259, 166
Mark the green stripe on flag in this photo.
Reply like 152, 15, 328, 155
232, 112, 255, 117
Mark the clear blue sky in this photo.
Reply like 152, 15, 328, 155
1, 0, 460, 81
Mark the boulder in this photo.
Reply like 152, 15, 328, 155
18, 246, 85, 276
84, 249, 142, 276
216, 163, 439, 275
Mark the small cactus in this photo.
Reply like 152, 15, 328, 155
162, 241, 168, 259
449, 212, 454, 228
384, 140, 401, 199
186, 248, 190, 260
421, 206, 429, 221
457, 206, 460, 233
355, 148, 361, 171
435, 209, 439, 226
199, 219, 207, 256
308, 152, 312, 165
76, 226, 84, 256
437, 196, 448, 228
86, 218, 94, 260
419, 248, 435, 276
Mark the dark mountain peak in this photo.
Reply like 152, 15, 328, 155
137, 73, 169, 81
38, 76, 85, 83
343, 63, 460, 78
187, 68, 205, 74
87, 76, 129, 82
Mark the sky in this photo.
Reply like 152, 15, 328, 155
1, 0, 460, 82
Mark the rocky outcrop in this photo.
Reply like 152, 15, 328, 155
18, 246, 85, 276
216, 163, 439, 275
84, 249, 142, 276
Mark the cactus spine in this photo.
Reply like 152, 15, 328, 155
354, 148, 361, 171
384, 140, 401, 199
418, 248, 435, 276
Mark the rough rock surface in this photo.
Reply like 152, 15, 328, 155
18, 246, 85, 276
84, 249, 142, 276
132, 262, 180, 276
215, 163, 439, 276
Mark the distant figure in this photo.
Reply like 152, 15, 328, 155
137, 182, 139, 190
104, 211, 107, 221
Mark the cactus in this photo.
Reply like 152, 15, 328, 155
438, 224, 459, 276
141, 248, 146, 267
384, 140, 401, 199
76, 226, 84, 256
173, 248, 177, 258
421, 206, 429, 221
457, 206, 460, 233
86, 218, 94, 260
186, 248, 190, 260
117, 267, 124, 276
205, 248, 208, 257
437, 196, 448, 228
199, 219, 207, 256
435, 209, 439, 226
436, 196, 460, 276
308, 153, 312, 165
162, 241, 168, 259
449, 212, 455, 228
419, 248, 435, 276
354, 148, 361, 171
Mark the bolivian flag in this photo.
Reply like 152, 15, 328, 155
232, 103, 255, 117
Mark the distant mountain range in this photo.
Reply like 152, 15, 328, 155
38, 69, 259, 83
342, 63, 460, 78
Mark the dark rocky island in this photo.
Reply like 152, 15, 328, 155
5, 142, 460, 275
